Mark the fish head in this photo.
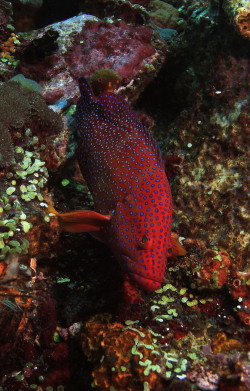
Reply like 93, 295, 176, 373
109, 196, 172, 292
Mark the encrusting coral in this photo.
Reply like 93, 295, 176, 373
81, 314, 191, 390
223, 0, 250, 39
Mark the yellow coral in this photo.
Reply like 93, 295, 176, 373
0, 33, 20, 62
211, 332, 241, 354
223, 0, 250, 39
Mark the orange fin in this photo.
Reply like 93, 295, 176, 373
170, 233, 186, 256
48, 205, 111, 232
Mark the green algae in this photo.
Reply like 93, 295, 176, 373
0, 128, 49, 260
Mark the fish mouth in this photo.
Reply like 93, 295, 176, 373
120, 254, 162, 292
128, 272, 162, 292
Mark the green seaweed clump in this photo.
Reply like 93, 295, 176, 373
0, 128, 49, 261
90, 69, 121, 95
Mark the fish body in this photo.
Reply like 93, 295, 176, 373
75, 77, 173, 292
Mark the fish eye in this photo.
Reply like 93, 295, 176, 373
137, 235, 150, 249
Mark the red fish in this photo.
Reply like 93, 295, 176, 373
50, 76, 185, 292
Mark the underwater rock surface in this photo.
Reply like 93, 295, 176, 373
17, 14, 167, 104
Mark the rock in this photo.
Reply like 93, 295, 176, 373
12, 0, 43, 31
18, 15, 167, 104
0, 0, 13, 26
18, 0, 43, 8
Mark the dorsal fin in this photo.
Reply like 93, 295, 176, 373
78, 77, 96, 103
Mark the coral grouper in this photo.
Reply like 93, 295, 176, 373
51, 70, 185, 292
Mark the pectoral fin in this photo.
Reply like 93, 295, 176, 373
48, 205, 111, 232
170, 233, 186, 256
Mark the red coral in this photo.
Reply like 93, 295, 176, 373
192, 249, 233, 289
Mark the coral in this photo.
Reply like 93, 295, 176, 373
223, 0, 250, 39
189, 249, 234, 290
0, 80, 63, 268
0, 288, 74, 390
90, 68, 121, 95
0, 1, 248, 390
0, 26, 20, 68
150, 281, 217, 328
10, 73, 42, 93
187, 365, 219, 391
1, 32, 19, 59
0, 124, 15, 167
229, 270, 250, 326
81, 314, 190, 390
211, 332, 241, 354
165, 63, 250, 260
148, 0, 181, 29
0, 80, 63, 169
0, 24, 12, 45
130, 0, 150, 6
0, 130, 50, 263
81, 315, 163, 390
18, 0, 43, 8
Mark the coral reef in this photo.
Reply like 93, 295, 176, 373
211, 332, 241, 354
229, 269, 250, 326
10, 73, 42, 93
0, 80, 76, 391
147, 0, 181, 29
0, 80, 64, 169
0, 24, 20, 72
84, 0, 186, 31
186, 249, 234, 290
81, 314, 191, 390
171, 84, 249, 260
146, 18, 250, 262
223, 0, 250, 39
0, 80, 63, 277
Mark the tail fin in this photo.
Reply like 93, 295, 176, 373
47, 204, 111, 232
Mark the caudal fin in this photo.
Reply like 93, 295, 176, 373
48, 205, 111, 232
